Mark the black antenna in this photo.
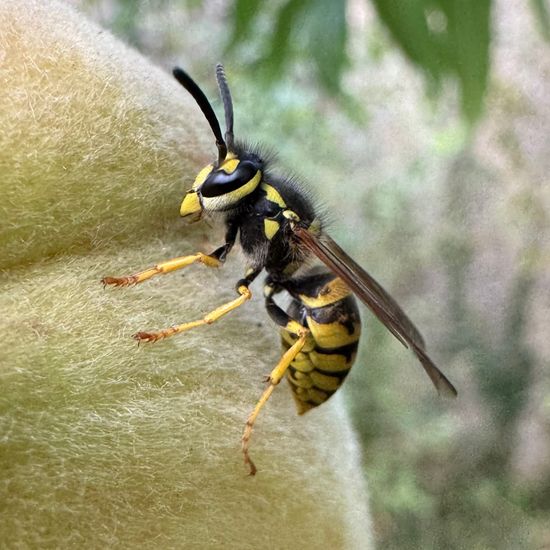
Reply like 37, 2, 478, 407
215, 64, 234, 151
173, 66, 227, 165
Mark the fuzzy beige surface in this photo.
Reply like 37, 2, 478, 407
0, 1, 372, 548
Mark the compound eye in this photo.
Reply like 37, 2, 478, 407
200, 160, 259, 198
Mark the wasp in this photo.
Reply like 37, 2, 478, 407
102, 64, 457, 476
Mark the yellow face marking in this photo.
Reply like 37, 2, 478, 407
306, 316, 361, 348
299, 278, 352, 308
264, 219, 280, 240
261, 183, 286, 208
180, 190, 202, 218
200, 170, 261, 211
192, 163, 214, 189
220, 158, 239, 174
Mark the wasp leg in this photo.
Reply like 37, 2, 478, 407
101, 252, 222, 288
241, 326, 308, 476
102, 223, 239, 287
133, 285, 251, 343
134, 269, 260, 343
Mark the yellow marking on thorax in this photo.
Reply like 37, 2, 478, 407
299, 278, 352, 308
283, 210, 300, 221
306, 316, 361, 348
261, 183, 286, 208
264, 219, 280, 240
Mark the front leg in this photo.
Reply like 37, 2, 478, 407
101, 252, 222, 288
101, 222, 239, 288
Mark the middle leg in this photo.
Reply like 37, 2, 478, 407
134, 268, 261, 343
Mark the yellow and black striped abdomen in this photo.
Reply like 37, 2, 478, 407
281, 285, 361, 415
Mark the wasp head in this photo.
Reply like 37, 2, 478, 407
174, 64, 263, 220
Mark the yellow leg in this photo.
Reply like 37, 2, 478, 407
241, 329, 308, 476
133, 285, 252, 343
101, 252, 221, 288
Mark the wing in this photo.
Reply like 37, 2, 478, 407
293, 226, 457, 398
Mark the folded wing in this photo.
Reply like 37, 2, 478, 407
293, 226, 457, 398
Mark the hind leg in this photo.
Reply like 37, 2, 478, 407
241, 282, 310, 475
241, 326, 308, 476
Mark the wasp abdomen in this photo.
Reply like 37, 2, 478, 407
281, 279, 361, 415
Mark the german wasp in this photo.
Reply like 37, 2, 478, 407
102, 64, 457, 475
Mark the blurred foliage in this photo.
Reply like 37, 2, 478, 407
83, 0, 550, 124
109, 0, 141, 44
76, 1, 550, 548
532, 0, 550, 41
228, 0, 347, 94
370, 0, 490, 122
227, 0, 550, 123
230, 0, 497, 107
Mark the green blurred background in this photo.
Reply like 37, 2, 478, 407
71, 0, 550, 547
